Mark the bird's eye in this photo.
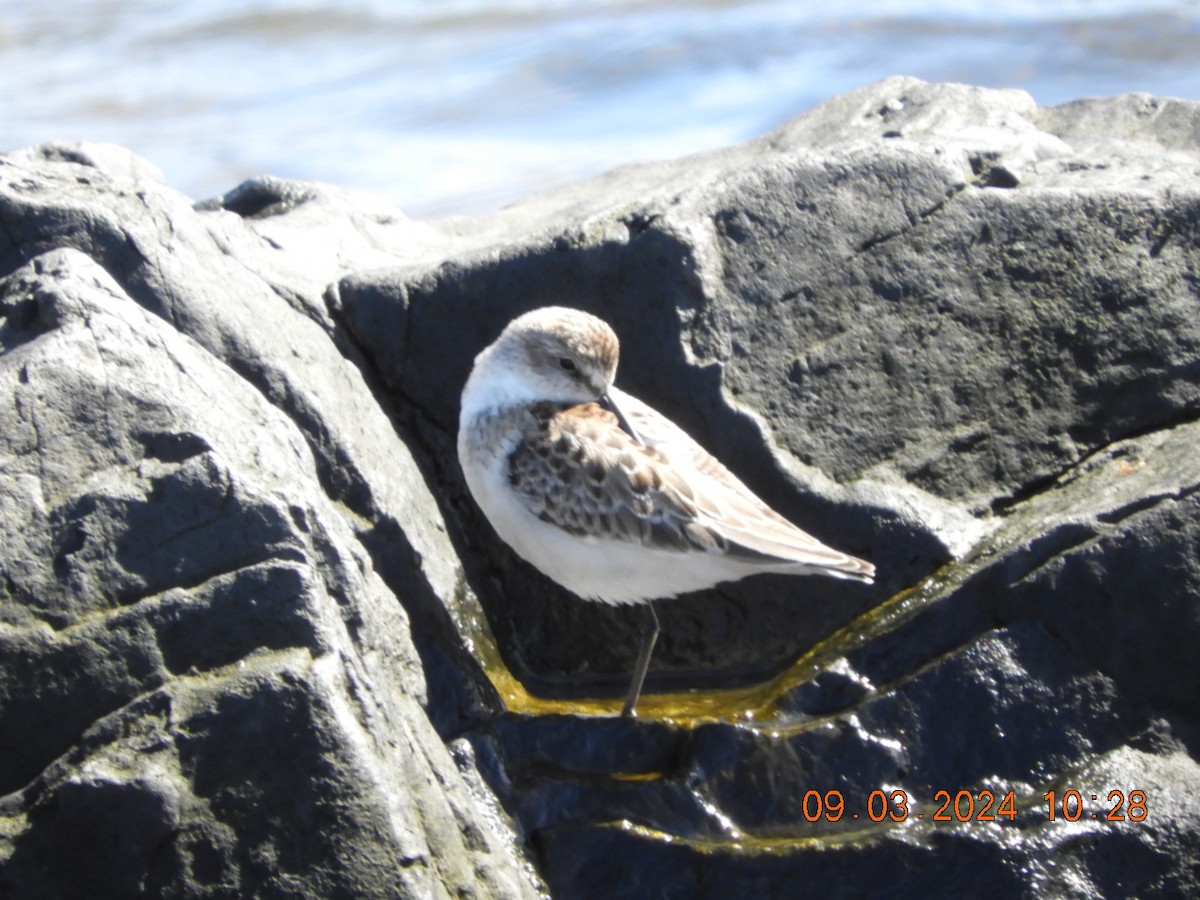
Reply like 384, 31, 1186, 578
559, 357, 577, 373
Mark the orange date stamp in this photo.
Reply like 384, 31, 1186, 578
797, 789, 1148, 823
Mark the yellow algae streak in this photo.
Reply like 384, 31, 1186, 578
464, 565, 961, 724
610, 818, 908, 854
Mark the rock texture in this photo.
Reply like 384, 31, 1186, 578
2, 77, 1199, 897
0, 156, 539, 895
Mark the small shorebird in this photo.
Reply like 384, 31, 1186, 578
458, 306, 875, 716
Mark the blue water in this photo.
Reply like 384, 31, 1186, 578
2, 1, 1198, 217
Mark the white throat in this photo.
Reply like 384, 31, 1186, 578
460, 345, 543, 423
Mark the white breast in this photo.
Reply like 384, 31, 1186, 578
458, 411, 772, 604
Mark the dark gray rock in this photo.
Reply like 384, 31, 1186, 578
2, 76, 1199, 898
0, 174, 539, 895
333, 78, 1200, 896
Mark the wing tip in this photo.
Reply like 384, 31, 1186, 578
827, 555, 876, 585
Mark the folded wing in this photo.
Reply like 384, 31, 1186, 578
508, 393, 874, 583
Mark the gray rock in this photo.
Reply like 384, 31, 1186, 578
0, 172, 539, 894
334, 77, 1200, 895
2, 75, 1199, 897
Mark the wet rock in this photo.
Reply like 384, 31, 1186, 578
2, 77, 1199, 897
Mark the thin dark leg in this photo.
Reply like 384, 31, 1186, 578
621, 602, 661, 718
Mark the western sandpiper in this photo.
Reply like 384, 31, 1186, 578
458, 306, 874, 716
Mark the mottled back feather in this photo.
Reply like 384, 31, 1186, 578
507, 395, 874, 579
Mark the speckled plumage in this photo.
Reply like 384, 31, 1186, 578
457, 307, 875, 606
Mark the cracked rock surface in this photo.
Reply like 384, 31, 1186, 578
2, 78, 1199, 896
